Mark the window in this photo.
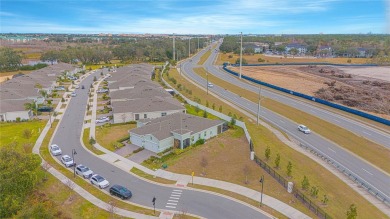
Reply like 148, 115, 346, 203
204, 131, 206, 137
198, 134, 200, 139
161, 112, 167, 116
135, 114, 139, 120
144, 114, 147, 118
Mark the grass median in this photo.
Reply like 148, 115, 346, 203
193, 67, 390, 174
198, 49, 211, 65
163, 67, 387, 218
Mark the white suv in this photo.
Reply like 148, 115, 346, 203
75, 164, 94, 179
96, 117, 110, 123
50, 144, 62, 156
298, 124, 311, 134
90, 174, 110, 189
61, 155, 75, 167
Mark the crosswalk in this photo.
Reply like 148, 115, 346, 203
165, 189, 182, 209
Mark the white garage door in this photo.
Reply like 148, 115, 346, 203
130, 135, 143, 147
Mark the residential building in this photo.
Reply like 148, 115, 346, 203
285, 43, 307, 55
0, 99, 33, 121
130, 113, 225, 153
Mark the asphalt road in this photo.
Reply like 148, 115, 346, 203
181, 44, 390, 201
51, 69, 270, 219
208, 42, 390, 149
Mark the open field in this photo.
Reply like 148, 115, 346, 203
194, 67, 390, 174
163, 68, 387, 218
217, 52, 373, 65
96, 123, 136, 151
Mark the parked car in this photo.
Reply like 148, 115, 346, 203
55, 86, 66, 91
75, 164, 94, 179
207, 82, 214, 88
38, 106, 53, 112
109, 184, 132, 200
298, 124, 311, 134
49, 144, 62, 156
97, 89, 109, 94
75, 85, 80, 89
96, 116, 110, 123
71, 92, 77, 97
61, 155, 75, 167
90, 174, 110, 189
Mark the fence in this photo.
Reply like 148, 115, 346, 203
253, 153, 332, 219
222, 64, 390, 126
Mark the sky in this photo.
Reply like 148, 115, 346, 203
1, 0, 389, 34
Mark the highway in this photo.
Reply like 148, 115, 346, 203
181, 44, 390, 202
51, 69, 270, 219
207, 42, 390, 149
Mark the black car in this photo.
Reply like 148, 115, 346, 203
37, 106, 53, 112
109, 184, 132, 200
81, 85, 85, 89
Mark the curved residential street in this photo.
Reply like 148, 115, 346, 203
50, 69, 271, 219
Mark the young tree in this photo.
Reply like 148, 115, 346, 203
321, 194, 329, 205
195, 105, 200, 113
274, 153, 281, 168
206, 101, 209, 108
265, 146, 271, 160
23, 129, 32, 139
218, 105, 222, 112
286, 161, 293, 177
200, 156, 208, 176
212, 103, 215, 110
310, 186, 319, 198
347, 204, 357, 219
301, 175, 310, 190
203, 110, 208, 118
243, 165, 251, 184
230, 117, 236, 126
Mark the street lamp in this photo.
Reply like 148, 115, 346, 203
72, 149, 77, 177
239, 32, 243, 79
206, 71, 209, 95
256, 85, 263, 126
259, 175, 264, 206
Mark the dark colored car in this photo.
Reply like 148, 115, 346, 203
38, 106, 53, 112
109, 184, 132, 200
81, 85, 85, 89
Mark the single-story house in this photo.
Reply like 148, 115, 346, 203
0, 99, 33, 121
129, 113, 225, 153
110, 86, 171, 102
111, 96, 185, 123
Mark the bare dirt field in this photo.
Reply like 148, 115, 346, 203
230, 65, 390, 119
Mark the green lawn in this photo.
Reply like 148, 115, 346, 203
0, 120, 46, 151
185, 104, 220, 120
95, 123, 136, 151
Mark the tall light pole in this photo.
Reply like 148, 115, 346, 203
197, 37, 199, 51
173, 33, 175, 61
259, 175, 264, 207
206, 71, 209, 95
239, 32, 243, 79
256, 85, 262, 125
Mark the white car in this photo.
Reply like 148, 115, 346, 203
298, 125, 311, 134
75, 85, 80, 89
71, 92, 77, 97
96, 116, 110, 123
90, 174, 110, 189
207, 82, 214, 88
50, 144, 62, 156
75, 164, 94, 179
61, 155, 75, 167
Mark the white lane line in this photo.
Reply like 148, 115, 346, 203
170, 194, 181, 197
362, 168, 373, 176
172, 191, 182, 194
173, 189, 182, 192
169, 197, 180, 199
328, 148, 336, 153
333, 119, 340, 123
165, 206, 176, 209
168, 200, 178, 202
279, 120, 285, 124
362, 131, 372, 136
167, 202, 177, 206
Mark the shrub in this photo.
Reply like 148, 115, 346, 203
133, 147, 144, 154
23, 129, 32, 139
194, 138, 205, 146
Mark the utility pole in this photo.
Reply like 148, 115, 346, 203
173, 33, 175, 61
206, 71, 209, 95
239, 32, 243, 79
256, 85, 262, 125
198, 37, 199, 51
188, 38, 191, 58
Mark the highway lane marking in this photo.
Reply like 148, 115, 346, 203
362, 131, 372, 136
362, 168, 373, 176
333, 119, 341, 123
328, 148, 336, 153
279, 120, 285, 124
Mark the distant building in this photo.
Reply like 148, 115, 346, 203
317, 45, 333, 57
285, 43, 307, 55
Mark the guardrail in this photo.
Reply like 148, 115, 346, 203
298, 143, 390, 206
230, 63, 378, 67
222, 64, 390, 126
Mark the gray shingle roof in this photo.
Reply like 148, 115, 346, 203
110, 86, 170, 100
0, 99, 32, 113
131, 113, 224, 140
112, 96, 184, 114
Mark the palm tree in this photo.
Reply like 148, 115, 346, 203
24, 101, 37, 116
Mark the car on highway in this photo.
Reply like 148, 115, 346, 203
55, 86, 66, 91
97, 89, 109, 94
96, 116, 110, 123
90, 174, 110, 189
298, 124, 311, 134
75, 164, 94, 179
109, 184, 132, 200
49, 144, 62, 156
207, 82, 214, 88
61, 155, 75, 167
71, 92, 77, 97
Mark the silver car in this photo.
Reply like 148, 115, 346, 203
298, 124, 311, 134
61, 155, 75, 167
75, 164, 94, 179
50, 144, 62, 156
90, 174, 110, 189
